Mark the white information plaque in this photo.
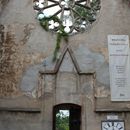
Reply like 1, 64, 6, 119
107, 115, 118, 120
108, 35, 130, 101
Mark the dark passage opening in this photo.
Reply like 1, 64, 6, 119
53, 103, 81, 130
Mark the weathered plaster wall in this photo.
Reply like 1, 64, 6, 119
0, 112, 43, 130
0, 0, 130, 130
0, 0, 9, 14
0, 0, 130, 98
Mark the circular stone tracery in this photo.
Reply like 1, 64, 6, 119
33, 0, 101, 34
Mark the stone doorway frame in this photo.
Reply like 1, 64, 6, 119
53, 103, 81, 130
39, 44, 95, 130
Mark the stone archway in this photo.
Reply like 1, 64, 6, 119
53, 103, 81, 130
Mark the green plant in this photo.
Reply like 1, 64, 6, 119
56, 111, 69, 130
74, 0, 100, 23
39, 15, 61, 31
53, 26, 68, 61
90, 0, 101, 11
74, 6, 96, 22
38, 15, 68, 61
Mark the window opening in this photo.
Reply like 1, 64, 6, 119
53, 104, 81, 130
56, 110, 70, 130
33, 0, 101, 35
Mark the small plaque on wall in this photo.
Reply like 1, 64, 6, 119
107, 115, 118, 120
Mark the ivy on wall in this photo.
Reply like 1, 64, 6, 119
33, 0, 101, 61
39, 15, 68, 61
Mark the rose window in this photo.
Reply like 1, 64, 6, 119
33, 0, 101, 35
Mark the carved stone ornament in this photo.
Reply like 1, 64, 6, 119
33, 0, 101, 35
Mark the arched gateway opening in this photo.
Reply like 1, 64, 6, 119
53, 103, 81, 130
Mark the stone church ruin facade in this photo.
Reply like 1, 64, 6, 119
0, 0, 130, 130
